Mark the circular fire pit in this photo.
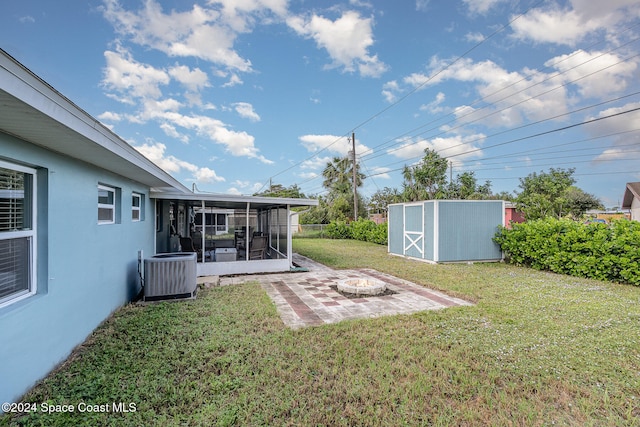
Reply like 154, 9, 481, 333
337, 278, 387, 296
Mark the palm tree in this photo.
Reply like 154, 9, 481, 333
322, 156, 364, 198
321, 156, 365, 219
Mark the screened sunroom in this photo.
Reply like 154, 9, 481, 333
152, 192, 317, 276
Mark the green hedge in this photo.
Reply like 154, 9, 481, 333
325, 219, 388, 245
494, 218, 640, 285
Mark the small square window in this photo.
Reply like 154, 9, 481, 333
132, 193, 142, 222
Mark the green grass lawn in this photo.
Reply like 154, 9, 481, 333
2, 239, 639, 426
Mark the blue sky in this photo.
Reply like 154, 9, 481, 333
2, 0, 640, 207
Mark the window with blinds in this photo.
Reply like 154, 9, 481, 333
0, 237, 30, 300
98, 184, 115, 224
0, 167, 30, 232
0, 162, 36, 308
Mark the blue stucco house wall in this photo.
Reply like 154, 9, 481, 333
0, 50, 189, 406
0, 48, 317, 409
388, 200, 505, 263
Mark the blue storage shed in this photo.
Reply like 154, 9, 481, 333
388, 200, 505, 263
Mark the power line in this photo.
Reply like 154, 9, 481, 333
287, 8, 640, 197
258, 0, 545, 192
475, 129, 640, 162
360, 91, 640, 175
361, 105, 640, 179
358, 25, 640, 160
361, 50, 640, 163
477, 169, 640, 180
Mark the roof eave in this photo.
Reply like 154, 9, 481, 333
0, 49, 190, 193
622, 182, 640, 209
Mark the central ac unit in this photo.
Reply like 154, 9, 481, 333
144, 252, 197, 301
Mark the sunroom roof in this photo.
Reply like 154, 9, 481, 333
150, 191, 319, 210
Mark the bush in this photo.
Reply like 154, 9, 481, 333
368, 222, 388, 245
325, 221, 352, 239
494, 218, 640, 285
351, 219, 376, 241
324, 219, 388, 245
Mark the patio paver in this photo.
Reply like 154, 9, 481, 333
219, 254, 473, 329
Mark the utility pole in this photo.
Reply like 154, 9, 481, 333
351, 132, 358, 220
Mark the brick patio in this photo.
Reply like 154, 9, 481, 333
219, 254, 473, 329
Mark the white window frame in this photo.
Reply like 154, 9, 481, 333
98, 184, 116, 225
132, 193, 142, 222
0, 159, 37, 309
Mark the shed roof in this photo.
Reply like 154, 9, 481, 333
0, 49, 190, 194
622, 182, 640, 209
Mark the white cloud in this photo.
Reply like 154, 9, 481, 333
102, 47, 170, 101
233, 102, 261, 122
233, 179, 251, 188
593, 148, 631, 162
100, 46, 270, 163
213, 0, 289, 32
222, 73, 243, 87
160, 123, 189, 143
463, 0, 508, 15
510, 0, 640, 46
382, 80, 399, 103
586, 102, 640, 162
301, 156, 331, 171
194, 167, 225, 183
399, 56, 575, 128
420, 92, 446, 114
299, 134, 371, 158
388, 133, 486, 165
230, 179, 264, 193
97, 111, 123, 122
465, 32, 485, 43
141, 98, 183, 117
101, 0, 252, 71
287, 10, 388, 77
168, 64, 210, 91
298, 171, 319, 179
105, 99, 271, 163
368, 165, 391, 179
511, 6, 598, 47
155, 111, 273, 163
415, 0, 430, 12
134, 141, 225, 182
226, 187, 243, 195
546, 49, 637, 99
225, 180, 263, 194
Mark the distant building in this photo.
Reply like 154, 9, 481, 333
622, 182, 640, 221
369, 212, 386, 225
504, 202, 525, 228
585, 209, 630, 222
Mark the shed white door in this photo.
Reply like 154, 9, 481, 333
404, 204, 424, 259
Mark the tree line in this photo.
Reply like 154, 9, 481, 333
256, 148, 603, 223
